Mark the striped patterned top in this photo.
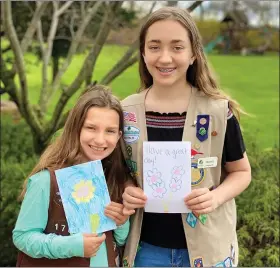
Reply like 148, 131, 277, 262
146, 111, 186, 129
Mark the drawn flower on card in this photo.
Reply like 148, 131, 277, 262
169, 178, 182, 192
152, 181, 167, 198
90, 214, 100, 233
72, 180, 95, 204
146, 168, 162, 186
171, 166, 185, 180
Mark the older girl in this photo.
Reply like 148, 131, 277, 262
121, 7, 251, 267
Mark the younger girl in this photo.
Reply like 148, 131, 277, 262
13, 85, 132, 267
121, 7, 251, 268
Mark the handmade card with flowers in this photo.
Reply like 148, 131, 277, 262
55, 160, 116, 234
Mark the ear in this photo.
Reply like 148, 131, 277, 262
118, 130, 122, 139
142, 53, 147, 64
190, 55, 196, 65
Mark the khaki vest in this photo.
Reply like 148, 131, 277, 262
120, 88, 238, 267
16, 170, 118, 267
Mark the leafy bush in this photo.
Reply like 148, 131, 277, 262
237, 140, 279, 267
1, 115, 36, 161
0, 115, 37, 266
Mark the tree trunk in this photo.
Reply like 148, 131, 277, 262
52, 56, 59, 82
33, 134, 50, 155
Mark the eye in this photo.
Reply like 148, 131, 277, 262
174, 46, 184, 51
85, 125, 95, 130
149, 46, 159, 51
107, 129, 117, 134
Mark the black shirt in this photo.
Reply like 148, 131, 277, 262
140, 111, 246, 249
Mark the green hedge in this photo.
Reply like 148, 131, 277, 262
0, 115, 38, 266
0, 115, 279, 266
236, 141, 279, 266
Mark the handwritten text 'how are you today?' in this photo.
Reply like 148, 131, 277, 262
143, 141, 192, 213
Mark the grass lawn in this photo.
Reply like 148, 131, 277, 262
3, 45, 279, 149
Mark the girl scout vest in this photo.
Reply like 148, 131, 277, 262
16, 170, 118, 267
120, 88, 238, 267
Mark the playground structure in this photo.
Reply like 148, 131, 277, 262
204, 9, 273, 55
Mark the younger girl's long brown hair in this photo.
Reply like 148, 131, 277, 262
138, 7, 244, 119
20, 85, 130, 202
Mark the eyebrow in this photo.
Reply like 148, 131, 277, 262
84, 122, 119, 129
147, 39, 185, 44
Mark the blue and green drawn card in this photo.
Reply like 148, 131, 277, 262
55, 160, 116, 234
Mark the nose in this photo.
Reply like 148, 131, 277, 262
158, 49, 172, 64
94, 131, 105, 145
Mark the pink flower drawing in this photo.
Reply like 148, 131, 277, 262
169, 178, 182, 192
146, 168, 162, 186
171, 166, 185, 180
152, 181, 167, 198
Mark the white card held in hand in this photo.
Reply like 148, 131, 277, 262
143, 141, 192, 213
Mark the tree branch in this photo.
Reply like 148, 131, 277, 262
85, 1, 123, 85
1, 45, 11, 54
39, 1, 75, 113
99, 1, 157, 87
39, 1, 59, 111
51, 1, 103, 92
20, 1, 48, 53
100, 55, 138, 85
2, 0, 43, 135
101, 39, 138, 84
36, 19, 45, 55
47, 2, 123, 137
0, 53, 19, 105
187, 1, 203, 12
56, 111, 70, 132
56, 1, 74, 17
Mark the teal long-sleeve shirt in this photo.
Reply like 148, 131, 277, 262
13, 170, 130, 267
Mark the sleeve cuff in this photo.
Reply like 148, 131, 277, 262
59, 233, 84, 257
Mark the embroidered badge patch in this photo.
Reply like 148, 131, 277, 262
123, 126, 140, 144
198, 214, 207, 225
224, 257, 233, 267
124, 111, 137, 123
196, 115, 209, 142
186, 212, 197, 228
193, 257, 204, 267
191, 161, 206, 186
126, 159, 137, 173
126, 145, 132, 158
215, 261, 224, 267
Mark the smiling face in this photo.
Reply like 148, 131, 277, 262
79, 107, 121, 161
143, 19, 195, 88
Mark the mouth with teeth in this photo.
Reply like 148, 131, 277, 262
157, 67, 176, 75
89, 145, 106, 152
